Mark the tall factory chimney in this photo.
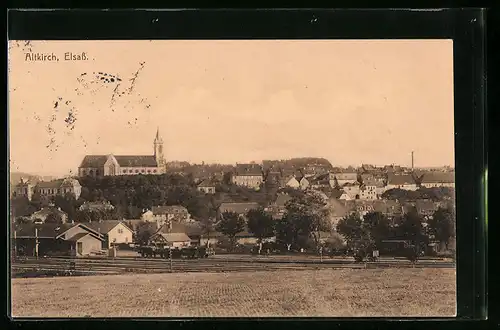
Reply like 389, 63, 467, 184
411, 151, 414, 170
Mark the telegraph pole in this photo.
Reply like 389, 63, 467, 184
35, 227, 39, 259
13, 230, 17, 258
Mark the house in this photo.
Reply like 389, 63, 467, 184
359, 179, 385, 200
342, 181, 361, 199
156, 221, 222, 247
386, 173, 418, 191
13, 178, 35, 201
284, 176, 300, 189
218, 202, 260, 219
78, 129, 166, 177
79, 201, 115, 212
309, 173, 331, 189
197, 179, 216, 194
231, 164, 264, 189
338, 192, 353, 200
299, 177, 310, 190
141, 205, 191, 228
12, 223, 105, 257
329, 172, 358, 187
419, 172, 455, 188
148, 232, 192, 248
30, 206, 69, 224
81, 220, 134, 249
15, 178, 82, 201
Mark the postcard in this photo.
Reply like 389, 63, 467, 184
9, 39, 456, 318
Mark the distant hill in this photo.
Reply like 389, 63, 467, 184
9, 172, 57, 186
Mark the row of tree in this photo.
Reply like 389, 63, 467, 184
203, 189, 455, 253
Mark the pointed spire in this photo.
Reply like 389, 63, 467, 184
156, 126, 160, 140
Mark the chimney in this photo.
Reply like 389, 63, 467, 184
411, 151, 414, 170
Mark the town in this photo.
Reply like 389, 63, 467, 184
10, 129, 456, 260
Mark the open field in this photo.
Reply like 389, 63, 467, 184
11, 268, 456, 317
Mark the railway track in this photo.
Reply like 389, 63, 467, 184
11, 256, 455, 277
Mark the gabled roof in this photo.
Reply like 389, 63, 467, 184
114, 155, 158, 167
153, 232, 192, 243
332, 172, 358, 180
36, 180, 65, 189
66, 232, 104, 242
151, 205, 189, 215
14, 223, 79, 238
387, 174, 416, 186
31, 207, 68, 218
420, 172, 455, 184
234, 164, 263, 176
80, 220, 134, 234
79, 155, 109, 168
362, 179, 385, 188
219, 202, 260, 214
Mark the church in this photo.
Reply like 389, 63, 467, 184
78, 128, 166, 177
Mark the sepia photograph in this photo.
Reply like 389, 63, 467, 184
8, 39, 456, 318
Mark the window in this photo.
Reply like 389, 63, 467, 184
118, 228, 123, 234
141, 169, 145, 173
147, 170, 151, 173
113, 238, 117, 242
135, 169, 139, 173
123, 169, 128, 174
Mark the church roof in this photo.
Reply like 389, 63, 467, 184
114, 155, 158, 167
79, 155, 159, 168
79, 155, 108, 168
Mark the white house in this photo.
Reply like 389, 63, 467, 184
329, 172, 358, 187
82, 220, 134, 249
386, 174, 418, 191
419, 172, 455, 188
338, 192, 353, 200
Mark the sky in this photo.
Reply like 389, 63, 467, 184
8, 40, 454, 177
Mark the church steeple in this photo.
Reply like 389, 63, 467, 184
154, 127, 166, 172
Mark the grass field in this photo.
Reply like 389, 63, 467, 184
11, 268, 456, 318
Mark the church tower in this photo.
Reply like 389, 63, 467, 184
154, 127, 166, 172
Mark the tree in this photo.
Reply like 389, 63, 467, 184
363, 211, 392, 247
215, 211, 245, 251
336, 212, 364, 247
397, 207, 427, 255
428, 207, 455, 250
135, 222, 156, 245
277, 190, 331, 251
45, 212, 64, 224
247, 208, 275, 253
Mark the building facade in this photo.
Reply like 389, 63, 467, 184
78, 128, 166, 177
231, 164, 264, 189
14, 178, 82, 201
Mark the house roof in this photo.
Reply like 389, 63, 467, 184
219, 202, 260, 214
234, 164, 263, 176
151, 205, 189, 215
79, 201, 115, 210
79, 155, 109, 168
31, 207, 68, 218
66, 232, 103, 242
36, 179, 65, 189
13, 223, 79, 238
362, 179, 385, 188
333, 173, 358, 180
387, 174, 416, 186
155, 232, 192, 243
60, 178, 81, 187
420, 172, 455, 184
80, 220, 133, 234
